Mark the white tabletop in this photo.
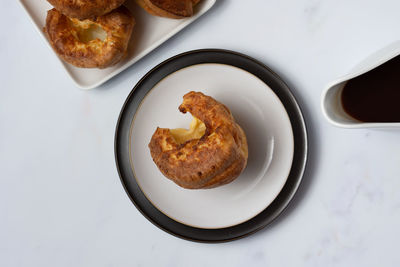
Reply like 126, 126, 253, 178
2, 0, 400, 266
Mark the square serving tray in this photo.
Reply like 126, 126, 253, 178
19, 0, 216, 89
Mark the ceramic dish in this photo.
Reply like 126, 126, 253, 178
19, 0, 216, 89
321, 40, 400, 129
115, 49, 308, 242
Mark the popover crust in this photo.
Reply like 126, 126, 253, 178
44, 7, 135, 69
149, 92, 248, 189
136, 0, 200, 19
47, 0, 126, 20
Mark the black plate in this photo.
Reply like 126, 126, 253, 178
114, 49, 308, 242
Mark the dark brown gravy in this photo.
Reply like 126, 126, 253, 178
341, 56, 400, 122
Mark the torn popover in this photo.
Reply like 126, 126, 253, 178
149, 91, 248, 189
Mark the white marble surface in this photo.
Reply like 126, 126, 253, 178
2, 0, 400, 266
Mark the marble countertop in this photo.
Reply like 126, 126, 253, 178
2, 0, 400, 266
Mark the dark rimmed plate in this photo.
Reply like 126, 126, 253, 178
115, 49, 307, 242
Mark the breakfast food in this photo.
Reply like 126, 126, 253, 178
149, 92, 248, 189
47, 0, 126, 20
44, 7, 135, 69
136, 0, 201, 19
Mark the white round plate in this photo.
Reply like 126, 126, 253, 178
130, 64, 294, 229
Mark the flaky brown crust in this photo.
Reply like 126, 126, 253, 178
149, 92, 248, 189
136, 0, 200, 19
47, 0, 126, 20
44, 7, 135, 69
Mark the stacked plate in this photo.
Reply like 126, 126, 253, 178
115, 49, 308, 242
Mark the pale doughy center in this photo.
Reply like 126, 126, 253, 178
169, 117, 206, 145
70, 19, 107, 43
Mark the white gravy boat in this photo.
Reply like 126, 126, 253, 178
321, 40, 400, 129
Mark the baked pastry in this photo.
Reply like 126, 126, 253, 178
136, 0, 200, 19
47, 0, 126, 20
44, 7, 135, 69
149, 92, 248, 189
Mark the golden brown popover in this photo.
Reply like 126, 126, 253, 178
44, 7, 135, 69
149, 92, 248, 189
135, 0, 201, 19
47, 0, 126, 20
